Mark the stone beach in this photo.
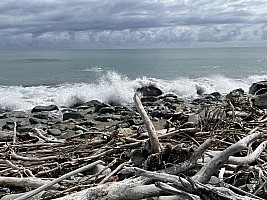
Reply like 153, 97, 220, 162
1, 83, 267, 199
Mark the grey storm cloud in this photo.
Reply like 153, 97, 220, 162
0, 0, 267, 49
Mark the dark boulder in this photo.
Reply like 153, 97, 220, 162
98, 107, 115, 114
31, 105, 59, 113
249, 81, 267, 95
63, 112, 84, 121
95, 103, 111, 113
141, 96, 159, 102
83, 100, 102, 107
136, 85, 163, 96
226, 88, 244, 99
47, 129, 62, 136
252, 94, 267, 109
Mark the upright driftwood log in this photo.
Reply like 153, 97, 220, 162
133, 93, 162, 153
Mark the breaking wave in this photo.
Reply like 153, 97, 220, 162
1, 71, 267, 111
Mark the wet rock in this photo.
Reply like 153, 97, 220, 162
196, 84, 205, 95
83, 99, 102, 107
63, 112, 84, 121
29, 117, 47, 124
31, 105, 59, 113
141, 96, 159, 102
249, 81, 267, 95
32, 112, 51, 120
10, 111, 29, 118
99, 107, 115, 114
94, 103, 111, 113
226, 88, 244, 99
150, 110, 162, 118
252, 94, 267, 109
136, 85, 163, 96
94, 115, 113, 122
17, 125, 34, 133
47, 128, 62, 136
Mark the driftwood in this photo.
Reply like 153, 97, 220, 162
133, 93, 162, 153
0, 92, 267, 200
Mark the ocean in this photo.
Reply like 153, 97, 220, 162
0, 47, 267, 111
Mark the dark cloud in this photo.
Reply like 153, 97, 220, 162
0, 0, 267, 49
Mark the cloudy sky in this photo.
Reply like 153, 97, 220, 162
1, 0, 267, 49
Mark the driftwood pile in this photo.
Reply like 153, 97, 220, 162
1, 89, 267, 200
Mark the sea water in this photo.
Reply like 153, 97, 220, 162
0, 47, 267, 111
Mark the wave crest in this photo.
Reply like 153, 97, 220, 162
1, 71, 267, 111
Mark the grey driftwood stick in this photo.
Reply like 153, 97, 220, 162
133, 93, 162, 153
15, 160, 104, 200
193, 127, 262, 183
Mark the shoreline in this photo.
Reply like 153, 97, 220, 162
1, 82, 267, 199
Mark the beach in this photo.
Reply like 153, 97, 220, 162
1, 48, 267, 199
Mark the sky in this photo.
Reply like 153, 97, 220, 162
0, 0, 267, 49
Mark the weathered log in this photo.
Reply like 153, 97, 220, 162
16, 160, 104, 200
54, 179, 165, 200
0, 176, 59, 189
193, 127, 262, 183
133, 93, 162, 153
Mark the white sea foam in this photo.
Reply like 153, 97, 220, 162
79, 66, 105, 72
1, 71, 267, 111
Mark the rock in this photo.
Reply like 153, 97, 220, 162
150, 110, 163, 118
249, 81, 267, 95
0, 131, 14, 142
94, 115, 113, 122
10, 111, 29, 118
187, 114, 200, 125
94, 103, 111, 113
17, 125, 34, 133
29, 117, 47, 124
136, 85, 163, 96
117, 128, 133, 137
63, 111, 84, 121
112, 115, 121, 121
226, 88, 244, 99
47, 128, 62, 136
83, 99, 102, 107
59, 130, 75, 139
82, 164, 111, 176
32, 112, 51, 120
31, 105, 59, 113
130, 149, 146, 166
51, 122, 76, 131
196, 84, 205, 95
252, 94, 267, 109
99, 107, 115, 114
141, 96, 159, 102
